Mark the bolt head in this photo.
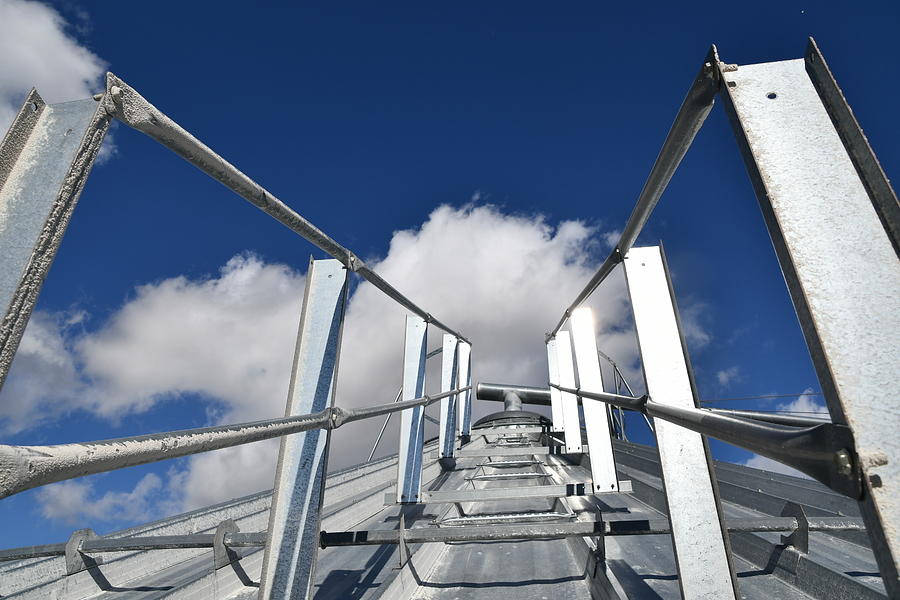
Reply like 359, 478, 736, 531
834, 449, 853, 476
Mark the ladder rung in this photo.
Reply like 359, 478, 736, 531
420, 483, 591, 503
321, 520, 605, 547
437, 511, 575, 527
475, 426, 547, 435
465, 472, 551, 481
434, 445, 588, 458
320, 515, 868, 548
383, 480, 631, 505
477, 459, 544, 468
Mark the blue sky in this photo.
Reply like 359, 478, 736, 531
0, 0, 898, 547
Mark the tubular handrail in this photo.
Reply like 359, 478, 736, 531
102, 74, 468, 344
550, 383, 861, 499
546, 48, 721, 341
0, 386, 470, 500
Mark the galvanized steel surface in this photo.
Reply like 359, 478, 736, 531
570, 307, 619, 493
719, 54, 899, 593
554, 330, 583, 453
438, 334, 459, 458
396, 315, 427, 502
259, 258, 348, 599
623, 245, 738, 599
0, 92, 110, 390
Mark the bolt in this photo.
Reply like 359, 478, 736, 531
110, 86, 123, 100
834, 449, 853, 476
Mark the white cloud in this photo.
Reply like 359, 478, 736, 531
776, 389, 829, 417
0, 311, 85, 434
76, 254, 306, 423
36, 473, 162, 525
0, 0, 114, 156
716, 366, 741, 387
8, 204, 645, 515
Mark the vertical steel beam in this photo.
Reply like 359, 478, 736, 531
397, 315, 427, 502
258, 258, 348, 600
623, 246, 738, 600
438, 334, 459, 458
546, 339, 565, 432
0, 92, 110, 391
554, 331, 582, 453
719, 54, 900, 595
569, 308, 619, 492
457, 341, 472, 438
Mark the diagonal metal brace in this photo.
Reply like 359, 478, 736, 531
553, 383, 862, 499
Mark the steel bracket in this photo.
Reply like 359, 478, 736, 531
780, 502, 810, 555
396, 512, 410, 569
214, 519, 240, 569
65, 528, 102, 575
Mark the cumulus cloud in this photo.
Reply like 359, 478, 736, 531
0, 0, 114, 156
76, 254, 306, 422
5, 203, 674, 515
741, 389, 829, 478
37, 473, 162, 525
0, 310, 85, 434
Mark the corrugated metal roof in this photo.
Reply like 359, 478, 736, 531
1, 425, 884, 599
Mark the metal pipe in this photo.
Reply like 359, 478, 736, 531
476, 382, 552, 405
0, 533, 268, 562
546, 48, 720, 341
367, 387, 403, 462
551, 384, 861, 498
0, 386, 469, 500
102, 74, 468, 344
502, 391, 523, 412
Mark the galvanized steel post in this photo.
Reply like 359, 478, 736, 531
397, 315, 427, 502
623, 246, 738, 599
569, 308, 619, 492
554, 331, 582, 453
719, 45, 900, 594
438, 334, 459, 459
457, 341, 472, 438
258, 258, 348, 600
546, 339, 565, 433
0, 91, 111, 390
